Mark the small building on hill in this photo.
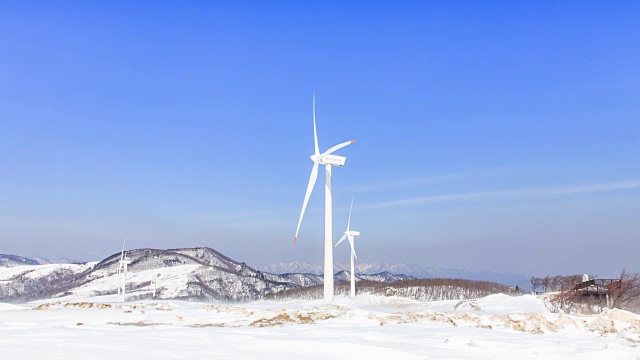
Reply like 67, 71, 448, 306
571, 277, 620, 305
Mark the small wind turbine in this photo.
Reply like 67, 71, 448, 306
117, 238, 126, 295
120, 252, 131, 302
335, 195, 360, 297
118, 237, 132, 302
294, 92, 355, 304
152, 273, 158, 298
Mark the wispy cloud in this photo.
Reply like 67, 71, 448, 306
340, 166, 544, 194
362, 179, 640, 210
341, 174, 465, 193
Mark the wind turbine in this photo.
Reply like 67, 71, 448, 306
120, 252, 131, 302
117, 238, 126, 295
335, 195, 360, 297
118, 237, 131, 302
294, 92, 355, 304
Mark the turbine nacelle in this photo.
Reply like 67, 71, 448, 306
311, 154, 347, 167
345, 230, 360, 237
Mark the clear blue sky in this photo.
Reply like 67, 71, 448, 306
1, 1, 639, 277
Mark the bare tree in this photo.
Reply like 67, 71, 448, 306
542, 276, 551, 293
609, 268, 640, 311
542, 274, 597, 314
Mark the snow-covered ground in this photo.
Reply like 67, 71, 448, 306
1, 293, 639, 359
0, 262, 94, 281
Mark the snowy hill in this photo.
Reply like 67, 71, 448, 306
254, 262, 531, 290
0, 248, 294, 302
0, 248, 409, 303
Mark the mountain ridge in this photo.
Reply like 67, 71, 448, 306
253, 262, 532, 290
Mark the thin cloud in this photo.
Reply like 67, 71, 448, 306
341, 174, 465, 193
362, 179, 640, 210
340, 166, 543, 193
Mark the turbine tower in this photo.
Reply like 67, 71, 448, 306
335, 195, 360, 297
294, 92, 355, 304
117, 238, 126, 295
117, 237, 131, 302
120, 252, 131, 302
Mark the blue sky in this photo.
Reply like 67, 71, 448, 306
1, 1, 639, 277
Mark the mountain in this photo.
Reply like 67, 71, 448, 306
1, 248, 281, 302
256, 262, 327, 275
0, 248, 408, 303
253, 262, 532, 290
29, 256, 85, 265
0, 254, 84, 267
0, 254, 40, 267
334, 270, 413, 283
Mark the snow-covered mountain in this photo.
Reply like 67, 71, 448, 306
0, 248, 409, 302
0, 254, 40, 267
0, 248, 293, 302
253, 262, 532, 290
0, 254, 84, 267
29, 256, 84, 265
334, 270, 413, 283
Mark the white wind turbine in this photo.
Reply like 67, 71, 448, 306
117, 238, 132, 302
335, 195, 360, 297
294, 92, 355, 304
120, 253, 131, 302
117, 238, 126, 295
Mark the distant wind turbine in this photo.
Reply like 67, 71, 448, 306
335, 195, 360, 298
117, 237, 126, 295
118, 238, 132, 302
294, 92, 356, 304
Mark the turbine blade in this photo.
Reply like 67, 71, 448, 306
118, 237, 126, 274
294, 162, 319, 244
335, 233, 347, 247
323, 140, 355, 156
347, 194, 355, 231
313, 92, 320, 156
349, 236, 357, 260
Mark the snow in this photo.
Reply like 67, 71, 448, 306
1, 293, 639, 359
67, 264, 201, 299
0, 263, 94, 281
475, 293, 551, 314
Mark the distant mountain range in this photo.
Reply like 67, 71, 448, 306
0, 254, 83, 267
0, 254, 40, 267
29, 256, 85, 265
253, 262, 532, 290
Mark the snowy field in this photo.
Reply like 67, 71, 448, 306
1, 294, 639, 359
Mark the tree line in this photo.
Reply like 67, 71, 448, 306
265, 278, 515, 301
529, 274, 584, 293
540, 269, 640, 314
